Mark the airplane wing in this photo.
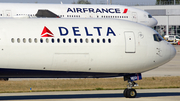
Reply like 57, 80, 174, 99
35, 9, 60, 18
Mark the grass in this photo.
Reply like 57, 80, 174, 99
0, 76, 180, 93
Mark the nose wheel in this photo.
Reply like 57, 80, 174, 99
123, 88, 137, 98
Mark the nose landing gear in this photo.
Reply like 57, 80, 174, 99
123, 81, 137, 98
123, 73, 142, 98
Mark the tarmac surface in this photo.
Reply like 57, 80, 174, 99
0, 89, 180, 101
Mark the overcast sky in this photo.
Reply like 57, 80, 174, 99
0, 0, 156, 5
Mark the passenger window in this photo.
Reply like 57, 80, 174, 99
85, 38, 88, 43
17, 38, 20, 43
91, 38, 94, 43
34, 38, 37, 43
46, 38, 49, 43
80, 38, 83, 43
103, 39, 105, 43
69, 38, 71, 43
40, 38, 43, 43
63, 38, 66, 43
74, 38, 77, 43
52, 38, 54, 43
23, 38, 26, 43
57, 38, 60, 43
97, 39, 100, 43
108, 39, 111, 43
11, 38, 15, 43
29, 38, 32, 43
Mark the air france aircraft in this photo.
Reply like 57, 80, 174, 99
0, 18, 175, 98
0, 3, 157, 27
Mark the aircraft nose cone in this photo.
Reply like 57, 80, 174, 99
150, 17, 158, 27
158, 42, 176, 66
169, 45, 176, 60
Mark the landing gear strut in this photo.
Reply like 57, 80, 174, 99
123, 73, 142, 98
123, 81, 137, 98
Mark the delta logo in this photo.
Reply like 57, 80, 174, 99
41, 26, 54, 37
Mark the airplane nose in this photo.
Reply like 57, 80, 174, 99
169, 44, 176, 60
158, 41, 176, 66
150, 17, 158, 27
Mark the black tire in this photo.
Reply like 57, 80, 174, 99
126, 89, 137, 98
123, 88, 128, 98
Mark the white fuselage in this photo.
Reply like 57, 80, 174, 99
0, 18, 175, 78
0, 3, 157, 27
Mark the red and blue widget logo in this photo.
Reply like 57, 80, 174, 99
41, 26, 54, 37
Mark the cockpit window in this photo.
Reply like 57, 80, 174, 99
148, 14, 152, 18
153, 34, 164, 42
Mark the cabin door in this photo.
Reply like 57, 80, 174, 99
124, 31, 136, 53
4, 10, 12, 17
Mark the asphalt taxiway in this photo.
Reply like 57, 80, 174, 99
0, 89, 179, 101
